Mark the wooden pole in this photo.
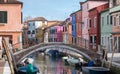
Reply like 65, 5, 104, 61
2, 38, 15, 74
108, 40, 117, 68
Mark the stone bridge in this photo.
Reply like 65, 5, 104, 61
13, 42, 100, 64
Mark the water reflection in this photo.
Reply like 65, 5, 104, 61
34, 53, 81, 74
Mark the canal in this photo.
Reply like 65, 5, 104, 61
33, 53, 82, 74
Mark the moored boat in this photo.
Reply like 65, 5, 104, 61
18, 65, 39, 74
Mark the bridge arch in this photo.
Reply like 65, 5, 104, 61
13, 43, 100, 64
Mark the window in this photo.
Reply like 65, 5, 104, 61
94, 17, 97, 28
33, 23, 35, 26
94, 36, 96, 43
32, 30, 35, 34
113, 16, 116, 26
72, 25, 74, 31
114, 37, 117, 50
90, 36, 92, 43
0, 11, 7, 23
55, 29, 57, 32
107, 15, 109, 25
28, 24, 30, 26
101, 37, 104, 45
89, 19, 91, 27
102, 17, 104, 26
119, 37, 120, 52
87, 19, 89, 28
110, 16, 112, 25
27, 31, 31, 34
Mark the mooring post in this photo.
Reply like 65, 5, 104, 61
2, 38, 15, 74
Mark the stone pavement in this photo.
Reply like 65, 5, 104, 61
0, 60, 5, 74
0, 60, 11, 74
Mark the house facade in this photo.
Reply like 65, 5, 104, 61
100, 9, 112, 52
71, 13, 76, 44
89, 3, 109, 51
48, 22, 63, 42
27, 17, 47, 44
81, 0, 108, 49
75, 10, 82, 47
63, 18, 72, 44
109, 0, 120, 52
0, 0, 23, 49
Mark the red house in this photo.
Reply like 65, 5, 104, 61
88, 3, 109, 51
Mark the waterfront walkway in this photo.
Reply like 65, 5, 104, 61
0, 60, 11, 74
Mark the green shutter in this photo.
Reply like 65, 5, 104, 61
0, 11, 7, 23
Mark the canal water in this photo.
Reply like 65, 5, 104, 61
33, 53, 82, 74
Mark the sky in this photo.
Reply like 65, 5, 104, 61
21, 0, 85, 21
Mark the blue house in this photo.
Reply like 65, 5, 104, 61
71, 13, 76, 44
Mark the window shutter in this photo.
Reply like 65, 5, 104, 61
4, 11, 7, 23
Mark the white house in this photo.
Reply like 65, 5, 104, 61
27, 17, 47, 39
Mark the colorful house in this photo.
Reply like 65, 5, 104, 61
89, 3, 109, 51
75, 10, 82, 47
70, 13, 76, 44
100, 9, 112, 52
80, 0, 108, 49
109, 0, 120, 52
0, 0, 23, 49
45, 21, 63, 42
27, 17, 47, 44
63, 18, 72, 44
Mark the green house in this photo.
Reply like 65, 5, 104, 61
100, 9, 112, 52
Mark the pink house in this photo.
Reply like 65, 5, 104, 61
46, 21, 63, 42
0, 0, 23, 49
80, 0, 108, 49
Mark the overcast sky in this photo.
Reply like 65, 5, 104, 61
21, 0, 85, 21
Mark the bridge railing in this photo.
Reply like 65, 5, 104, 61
13, 42, 64, 63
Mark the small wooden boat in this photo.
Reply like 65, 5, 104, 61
82, 67, 110, 74
62, 55, 79, 66
62, 56, 69, 65
67, 57, 79, 66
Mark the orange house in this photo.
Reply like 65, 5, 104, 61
0, 0, 23, 49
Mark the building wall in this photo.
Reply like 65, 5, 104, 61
28, 22, 36, 39
75, 10, 82, 46
110, 0, 120, 52
0, 3, 22, 49
100, 10, 112, 52
67, 17, 72, 44
27, 21, 47, 39
49, 25, 63, 42
81, 1, 108, 40
76, 10, 82, 37
71, 14, 76, 37
71, 13, 76, 44
111, 12, 120, 52
89, 3, 109, 51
